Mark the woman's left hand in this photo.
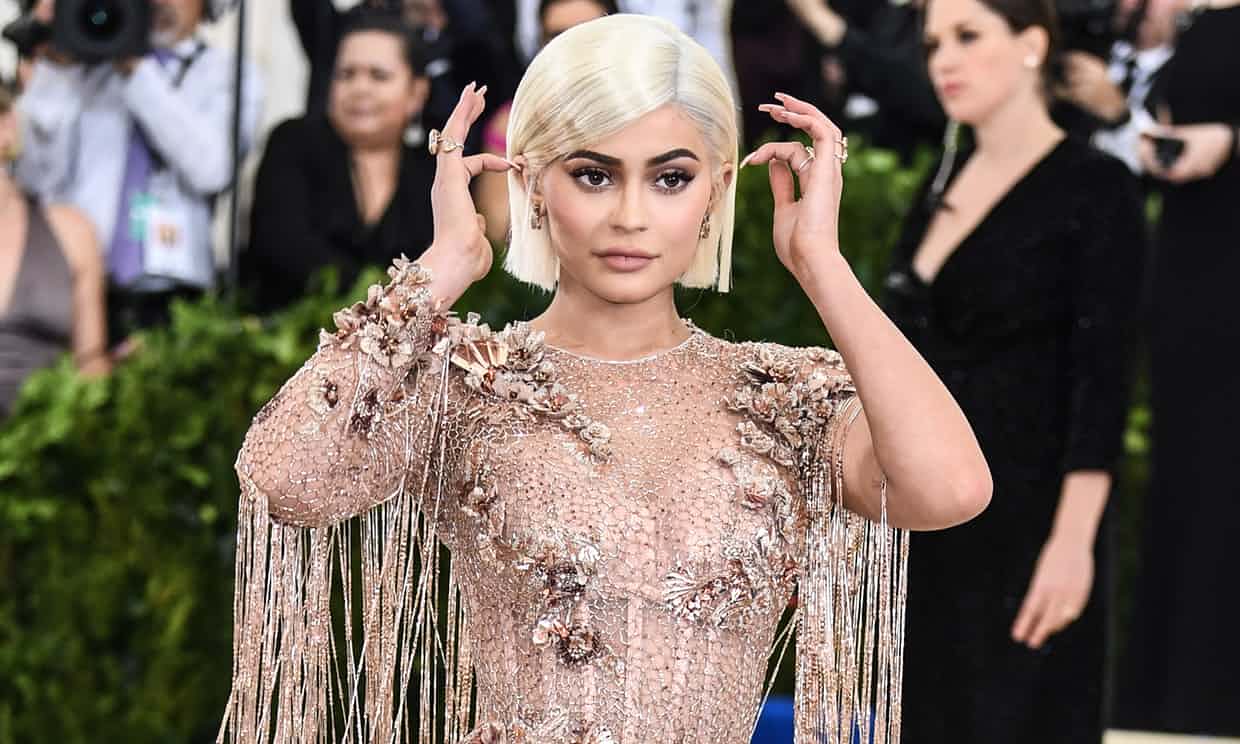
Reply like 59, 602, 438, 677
741, 92, 847, 283
1010, 534, 1094, 650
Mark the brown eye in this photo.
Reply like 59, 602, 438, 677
572, 168, 612, 189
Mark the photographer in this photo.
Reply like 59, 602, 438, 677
1057, 0, 1179, 172
13, 0, 262, 341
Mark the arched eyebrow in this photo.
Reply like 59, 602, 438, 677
564, 148, 701, 167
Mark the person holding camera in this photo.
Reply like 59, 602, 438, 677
1056, 0, 1179, 173
1, 80, 109, 417
12, 0, 262, 342
1114, 0, 1240, 737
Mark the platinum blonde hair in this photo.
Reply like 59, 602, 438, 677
503, 13, 740, 292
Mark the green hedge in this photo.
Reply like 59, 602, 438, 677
0, 141, 1146, 742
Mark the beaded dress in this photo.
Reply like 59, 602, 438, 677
217, 258, 908, 744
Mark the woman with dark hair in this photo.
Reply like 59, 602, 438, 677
246, 13, 437, 311
882, 0, 1146, 741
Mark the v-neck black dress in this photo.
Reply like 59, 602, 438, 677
883, 137, 1147, 743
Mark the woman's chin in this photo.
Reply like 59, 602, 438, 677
575, 269, 676, 306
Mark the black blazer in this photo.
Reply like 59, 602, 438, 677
245, 115, 436, 311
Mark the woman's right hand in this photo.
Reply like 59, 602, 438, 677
420, 82, 518, 306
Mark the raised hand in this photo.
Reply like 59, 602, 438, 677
740, 92, 848, 284
420, 82, 517, 304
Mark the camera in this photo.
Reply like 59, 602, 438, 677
3, 0, 152, 63
1056, 0, 1120, 58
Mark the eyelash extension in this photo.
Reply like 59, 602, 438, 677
568, 167, 696, 193
571, 167, 613, 191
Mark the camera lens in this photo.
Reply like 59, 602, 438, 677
77, 0, 127, 42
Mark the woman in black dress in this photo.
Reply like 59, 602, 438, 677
883, 0, 1146, 741
1117, 1, 1240, 736
246, 13, 437, 312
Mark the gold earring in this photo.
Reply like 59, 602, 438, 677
530, 202, 544, 230
699, 214, 711, 240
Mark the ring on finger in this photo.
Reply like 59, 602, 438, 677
428, 129, 464, 156
796, 146, 816, 172
834, 136, 850, 163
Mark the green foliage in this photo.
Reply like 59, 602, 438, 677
0, 141, 1146, 740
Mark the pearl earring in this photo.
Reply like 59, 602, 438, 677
1024, 55, 1040, 69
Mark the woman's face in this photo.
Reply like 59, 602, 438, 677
329, 31, 428, 150
535, 105, 728, 305
924, 0, 1046, 125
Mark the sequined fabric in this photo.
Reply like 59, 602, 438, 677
217, 258, 908, 744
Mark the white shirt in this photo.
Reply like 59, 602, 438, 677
1093, 42, 1174, 174
16, 36, 263, 289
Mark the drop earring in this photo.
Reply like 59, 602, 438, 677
531, 202, 544, 230
699, 214, 712, 240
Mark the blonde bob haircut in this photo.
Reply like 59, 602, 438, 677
504, 13, 740, 292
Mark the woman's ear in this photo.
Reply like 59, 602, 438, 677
512, 155, 541, 197
719, 160, 735, 193
1017, 25, 1050, 69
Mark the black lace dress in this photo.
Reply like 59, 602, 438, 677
883, 137, 1146, 743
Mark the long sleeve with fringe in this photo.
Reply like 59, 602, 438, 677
217, 257, 908, 744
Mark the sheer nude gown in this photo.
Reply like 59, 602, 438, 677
217, 258, 907, 744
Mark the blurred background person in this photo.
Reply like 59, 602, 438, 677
1058, 0, 1180, 173
511, 0, 736, 94
1116, 0, 1240, 736
14, 0, 263, 342
881, 0, 1146, 741
785, 0, 947, 162
473, 0, 615, 244
292, 0, 517, 146
731, 0, 834, 152
245, 12, 435, 312
0, 81, 108, 417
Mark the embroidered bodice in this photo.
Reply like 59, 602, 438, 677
219, 259, 906, 744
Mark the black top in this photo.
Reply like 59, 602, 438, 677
1, 195, 74, 418
245, 115, 436, 311
831, 3, 946, 160
884, 137, 1146, 743
887, 138, 1145, 482
1116, 7, 1240, 737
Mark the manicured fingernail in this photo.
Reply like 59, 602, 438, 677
504, 158, 522, 171
775, 91, 789, 100
739, 152, 755, 168
478, 84, 488, 96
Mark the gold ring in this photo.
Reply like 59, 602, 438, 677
796, 146, 816, 172
428, 129, 463, 156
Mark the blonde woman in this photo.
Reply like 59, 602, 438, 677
218, 14, 989, 744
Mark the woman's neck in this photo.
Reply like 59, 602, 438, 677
971, 94, 1063, 165
0, 174, 21, 216
530, 278, 691, 362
